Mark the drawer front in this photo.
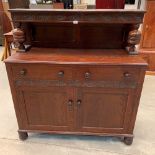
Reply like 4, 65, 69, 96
73, 66, 141, 82
12, 64, 141, 86
12, 64, 72, 81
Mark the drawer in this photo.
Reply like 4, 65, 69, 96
11, 64, 72, 81
73, 66, 141, 82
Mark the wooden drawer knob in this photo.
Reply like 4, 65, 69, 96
77, 100, 81, 106
85, 72, 91, 79
20, 69, 27, 76
58, 71, 64, 78
124, 72, 131, 78
68, 100, 73, 111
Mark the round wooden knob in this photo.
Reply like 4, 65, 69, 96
58, 71, 64, 78
77, 100, 81, 106
20, 69, 27, 76
68, 100, 73, 106
124, 72, 131, 78
68, 100, 73, 111
85, 72, 91, 79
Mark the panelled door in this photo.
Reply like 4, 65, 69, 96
75, 87, 134, 133
16, 85, 134, 134
17, 86, 74, 131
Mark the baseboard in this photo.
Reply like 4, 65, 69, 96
140, 50, 155, 72
146, 71, 155, 76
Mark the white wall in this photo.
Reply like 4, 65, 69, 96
30, 0, 145, 8
30, 0, 95, 4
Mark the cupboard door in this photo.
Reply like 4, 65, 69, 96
75, 88, 133, 133
17, 87, 74, 131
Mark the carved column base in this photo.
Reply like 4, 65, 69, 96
17, 45, 32, 52
126, 46, 138, 55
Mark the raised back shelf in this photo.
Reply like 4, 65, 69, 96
9, 9, 145, 54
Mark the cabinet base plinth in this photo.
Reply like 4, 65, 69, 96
18, 130, 134, 145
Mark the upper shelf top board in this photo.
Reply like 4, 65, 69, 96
9, 9, 145, 24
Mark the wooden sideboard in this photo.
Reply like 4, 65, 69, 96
5, 0, 147, 145
140, 0, 155, 71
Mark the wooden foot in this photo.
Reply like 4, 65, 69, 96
18, 131, 28, 141
123, 137, 133, 145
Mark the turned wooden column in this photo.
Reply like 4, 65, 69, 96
126, 24, 141, 55
12, 22, 31, 52
12, 27, 26, 51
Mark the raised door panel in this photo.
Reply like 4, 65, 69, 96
76, 88, 133, 133
141, 1, 155, 49
31, 23, 76, 48
79, 24, 125, 49
17, 87, 73, 131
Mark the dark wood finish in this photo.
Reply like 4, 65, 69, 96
140, 0, 155, 71
76, 88, 131, 131
9, 9, 145, 24
17, 87, 73, 131
5, 48, 147, 65
9, 9, 145, 54
31, 23, 126, 49
5, 48, 147, 145
5, 0, 147, 145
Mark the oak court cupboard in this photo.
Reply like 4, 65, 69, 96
5, 0, 147, 145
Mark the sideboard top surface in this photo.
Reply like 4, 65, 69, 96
9, 8, 145, 12
5, 48, 147, 66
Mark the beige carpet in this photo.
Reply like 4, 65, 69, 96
0, 57, 155, 155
